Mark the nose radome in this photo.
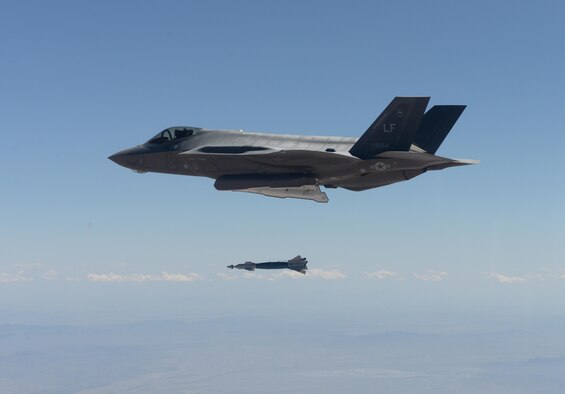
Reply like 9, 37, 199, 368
108, 146, 147, 170
108, 152, 123, 165
108, 150, 131, 168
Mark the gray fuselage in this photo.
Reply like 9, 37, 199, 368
109, 97, 476, 202
109, 128, 458, 192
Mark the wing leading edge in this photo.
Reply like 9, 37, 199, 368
233, 185, 328, 203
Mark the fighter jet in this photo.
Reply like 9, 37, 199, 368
109, 97, 477, 203
228, 256, 308, 274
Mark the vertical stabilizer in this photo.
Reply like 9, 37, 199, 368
349, 97, 429, 159
413, 105, 466, 154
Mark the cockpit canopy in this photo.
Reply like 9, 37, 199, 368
147, 127, 201, 144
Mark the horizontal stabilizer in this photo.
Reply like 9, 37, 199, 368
413, 105, 466, 154
375, 151, 479, 171
425, 158, 479, 171
349, 97, 430, 159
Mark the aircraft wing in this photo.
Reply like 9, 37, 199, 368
205, 149, 362, 203
180, 148, 357, 203
235, 185, 329, 203
214, 174, 329, 203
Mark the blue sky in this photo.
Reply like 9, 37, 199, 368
1, 0, 565, 324
3, 1, 565, 392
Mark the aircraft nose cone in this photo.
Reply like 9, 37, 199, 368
108, 152, 123, 165
108, 150, 130, 168
108, 146, 147, 171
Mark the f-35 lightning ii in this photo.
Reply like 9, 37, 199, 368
228, 256, 308, 274
109, 97, 477, 203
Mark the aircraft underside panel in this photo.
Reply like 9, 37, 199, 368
214, 174, 318, 190
231, 185, 329, 203
337, 169, 425, 191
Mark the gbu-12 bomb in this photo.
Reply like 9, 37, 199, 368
228, 255, 307, 274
